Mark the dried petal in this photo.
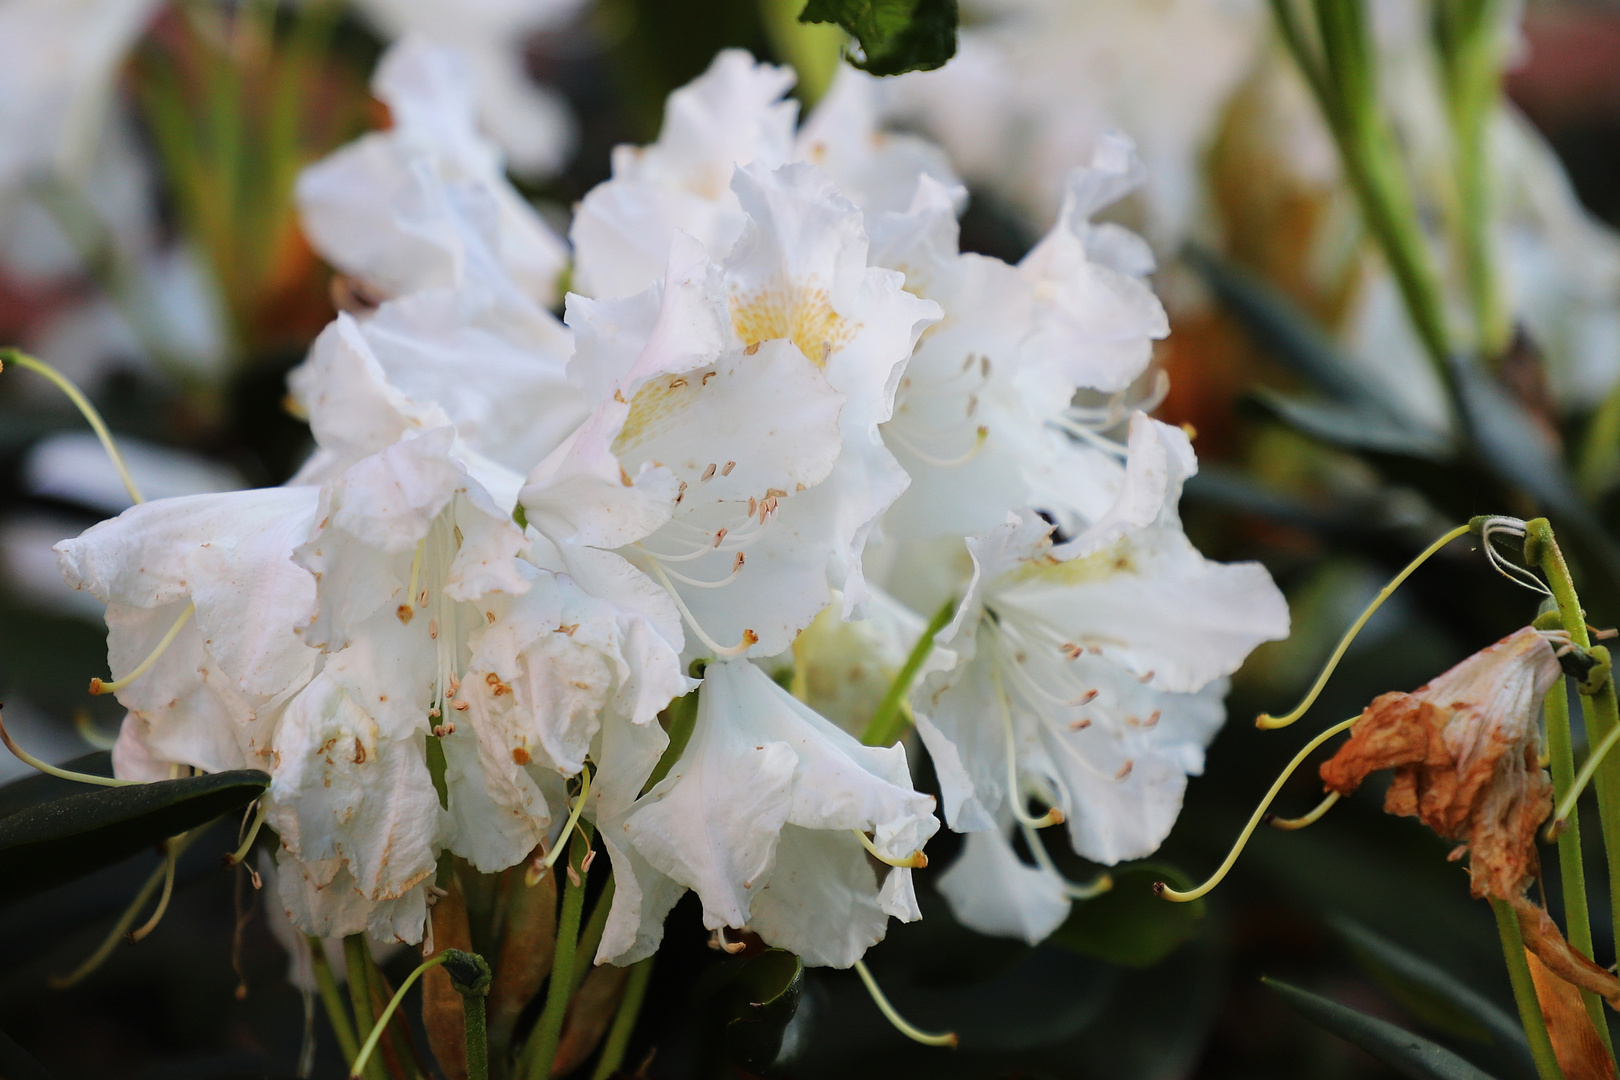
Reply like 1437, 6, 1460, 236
1525, 941, 1620, 1078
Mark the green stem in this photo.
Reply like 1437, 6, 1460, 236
524, 822, 596, 1080
462, 981, 489, 1080
1528, 518, 1620, 1070
1541, 682, 1614, 1055
589, 957, 654, 1080
309, 937, 361, 1063
1491, 898, 1565, 1080
343, 936, 386, 1080
862, 598, 956, 747
573, 875, 618, 996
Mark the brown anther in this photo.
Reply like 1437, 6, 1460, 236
353, 738, 367, 765
428, 619, 438, 640
721, 461, 736, 476
397, 604, 414, 624
1144, 710, 1161, 727
732, 552, 746, 572
454, 700, 470, 712
418, 590, 429, 608
676, 481, 687, 504
557, 623, 579, 636
713, 528, 728, 547
702, 370, 717, 384
486, 611, 496, 624
428, 707, 441, 718
1060, 643, 1082, 659
748, 496, 757, 516
701, 462, 717, 482
1078, 689, 1099, 704
619, 466, 633, 487
1115, 760, 1134, 780
1069, 718, 1092, 731
613, 389, 627, 403
1138, 669, 1155, 684
486, 672, 502, 686
742, 629, 759, 646
668, 377, 687, 389
744, 342, 761, 356
88, 677, 105, 696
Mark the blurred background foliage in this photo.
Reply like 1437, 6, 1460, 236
5, 0, 1620, 1078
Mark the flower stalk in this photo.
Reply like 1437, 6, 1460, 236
862, 597, 956, 747
1492, 898, 1568, 1080
523, 821, 596, 1080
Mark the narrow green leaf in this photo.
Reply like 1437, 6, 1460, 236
0, 769, 268, 905
799, 0, 957, 76
1251, 388, 1450, 460
1048, 864, 1205, 968
1332, 917, 1528, 1052
0, 751, 112, 821
1265, 977, 1502, 1080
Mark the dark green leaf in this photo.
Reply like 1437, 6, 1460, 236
0, 770, 268, 905
1331, 916, 1527, 1051
1047, 863, 1204, 968
0, 752, 112, 821
1184, 244, 1446, 430
799, 0, 957, 76
1264, 977, 1501, 1080
0, 1026, 52, 1080
719, 948, 804, 1071
1252, 388, 1451, 459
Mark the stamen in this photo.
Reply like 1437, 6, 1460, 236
537, 767, 593, 873
91, 603, 196, 696
400, 539, 425, 623
1017, 819, 1113, 899
1479, 517, 1550, 596
1257, 525, 1470, 729
50, 829, 201, 987
0, 706, 135, 787
73, 709, 116, 750
1549, 720, 1620, 838
1265, 791, 1341, 831
993, 665, 1063, 829
1, 349, 144, 504
886, 423, 989, 469
853, 959, 958, 1048
224, 799, 268, 867
657, 562, 744, 589
126, 839, 178, 943
1156, 715, 1359, 902
347, 952, 451, 1080
708, 928, 746, 955
853, 829, 927, 869
1049, 414, 1130, 458
644, 559, 758, 657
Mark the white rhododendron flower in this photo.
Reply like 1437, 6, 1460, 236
297, 36, 569, 308
623, 657, 935, 968
571, 49, 960, 299
525, 162, 939, 657
914, 416, 1287, 917
347, 0, 582, 178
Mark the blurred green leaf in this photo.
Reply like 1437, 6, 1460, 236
1048, 864, 1204, 968
1251, 388, 1451, 459
1265, 977, 1502, 1080
0, 770, 267, 905
1332, 916, 1527, 1052
0, 1026, 52, 1080
719, 948, 804, 1071
799, 0, 957, 75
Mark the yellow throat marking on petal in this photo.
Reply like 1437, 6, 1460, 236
729, 277, 856, 367
1003, 537, 1137, 588
614, 367, 717, 454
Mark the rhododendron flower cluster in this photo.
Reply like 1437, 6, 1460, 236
55, 44, 1288, 969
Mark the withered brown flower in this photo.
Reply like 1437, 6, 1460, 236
1319, 627, 1620, 1005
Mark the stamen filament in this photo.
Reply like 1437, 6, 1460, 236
854, 829, 927, 869
1050, 415, 1130, 458
1266, 791, 1341, 831
1156, 715, 1359, 902
0, 706, 135, 787
225, 799, 268, 867
656, 562, 743, 589
347, 952, 449, 1079
92, 603, 195, 696
994, 664, 1063, 828
538, 767, 593, 873
1, 348, 144, 504
1550, 720, 1620, 836
1018, 819, 1113, 899
887, 423, 989, 468
49, 829, 200, 987
126, 839, 178, 943
1257, 525, 1469, 729
73, 709, 116, 750
853, 959, 958, 1048
644, 558, 757, 658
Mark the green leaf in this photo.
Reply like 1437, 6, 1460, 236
718, 948, 805, 1071
0, 769, 268, 905
1047, 863, 1205, 968
1264, 977, 1502, 1080
1331, 916, 1528, 1052
0, 752, 112, 821
799, 0, 957, 76
1251, 388, 1451, 460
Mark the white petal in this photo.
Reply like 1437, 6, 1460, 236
747, 825, 891, 968
937, 826, 1071, 945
